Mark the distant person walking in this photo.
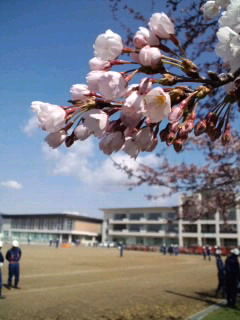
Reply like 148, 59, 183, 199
202, 246, 207, 260
0, 241, 6, 299
5, 240, 22, 289
119, 243, 124, 257
225, 248, 240, 308
206, 246, 211, 261
215, 249, 225, 298
161, 244, 167, 255
173, 245, 179, 256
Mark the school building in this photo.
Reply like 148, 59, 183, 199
101, 205, 240, 248
0, 212, 102, 245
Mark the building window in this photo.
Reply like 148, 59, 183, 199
38, 218, 44, 230
113, 224, 127, 231
226, 209, 236, 221
129, 214, 144, 221
221, 238, 238, 247
202, 212, 216, 220
114, 214, 127, 220
183, 225, 197, 233
220, 224, 237, 233
147, 213, 162, 220
147, 225, 161, 232
167, 224, 178, 232
129, 224, 141, 232
167, 212, 177, 219
66, 218, 73, 230
201, 225, 216, 233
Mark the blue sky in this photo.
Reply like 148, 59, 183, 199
0, 0, 204, 217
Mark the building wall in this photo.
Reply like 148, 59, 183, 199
74, 221, 101, 233
102, 207, 179, 246
102, 205, 240, 248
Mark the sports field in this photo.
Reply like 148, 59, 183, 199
0, 245, 220, 320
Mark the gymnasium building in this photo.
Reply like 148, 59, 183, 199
0, 212, 102, 245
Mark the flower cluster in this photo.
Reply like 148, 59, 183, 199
31, 8, 240, 157
215, 0, 240, 73
201, 0, 230, 19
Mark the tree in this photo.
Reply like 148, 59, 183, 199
31, 0, 240, 218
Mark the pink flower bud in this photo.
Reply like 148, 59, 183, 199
173, 139, 184, 153
208, 127, 221, 141
159, 126, 169, 142
194, 120, 207, 136
145, 137, 158, 152
221, 125, 232, 145
166, 132, 176, 145
184, 120, 194, 133
206, 112, 218, 127
170, 121, 179, 133
168, 106, 183, 123
178, 127, 188, 140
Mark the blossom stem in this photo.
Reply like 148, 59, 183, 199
161, 59, 184, 70
162, 55, 182, 64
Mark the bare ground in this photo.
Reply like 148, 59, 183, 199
0, 246, 219, 320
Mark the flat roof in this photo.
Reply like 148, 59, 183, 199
101, 206, 178, 212
0, 212, 102, 223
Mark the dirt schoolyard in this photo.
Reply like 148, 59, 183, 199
0, 245, 219, 320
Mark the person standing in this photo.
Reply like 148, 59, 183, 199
225, 248, 240, 308
0, 241, 6, 299
5, 240, 22, 289
202, 246, 207, 260
206, 246, 211, 261
119, 242, 124, 257
215, 249, 225, 298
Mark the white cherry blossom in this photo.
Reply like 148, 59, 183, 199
148, 13, 175, 39
70, 84, 90, 102
74, 123, 92, 140
135, 127, 154, 151
219, 0, 240, 33
144, 87, 171, 123
201, 1, 221, 19
89, 57, 111, 71
31, 101, 66, 133
99, 131, 124, 155
45, 131, 67, 149
121, 136, 140, 158
83, 109, 108, 137
133, 27, 159, 48
138, 46, 162, 68
94, 29, 123, 61
97, 71, 127, 101
216, 26, 240, 65
124, 91, 145, 113
215, 0, 230, 8
86, 70, 105, 93
121, 108, 143, 129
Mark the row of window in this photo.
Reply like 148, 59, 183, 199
112, 209, 237, 221
113, 212, 177, 221
183, 224, 238, 233
10, 217, 73, 231
112, 224, 178, 233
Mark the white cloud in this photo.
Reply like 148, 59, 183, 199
0, 180, 23, 190
42, 138, 161, 190
23, 115, 40, 136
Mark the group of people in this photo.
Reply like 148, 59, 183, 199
160, 244, 179, 256
202, 246, 212, 261
0, 240, 22, 299
215, 247, 240, 308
